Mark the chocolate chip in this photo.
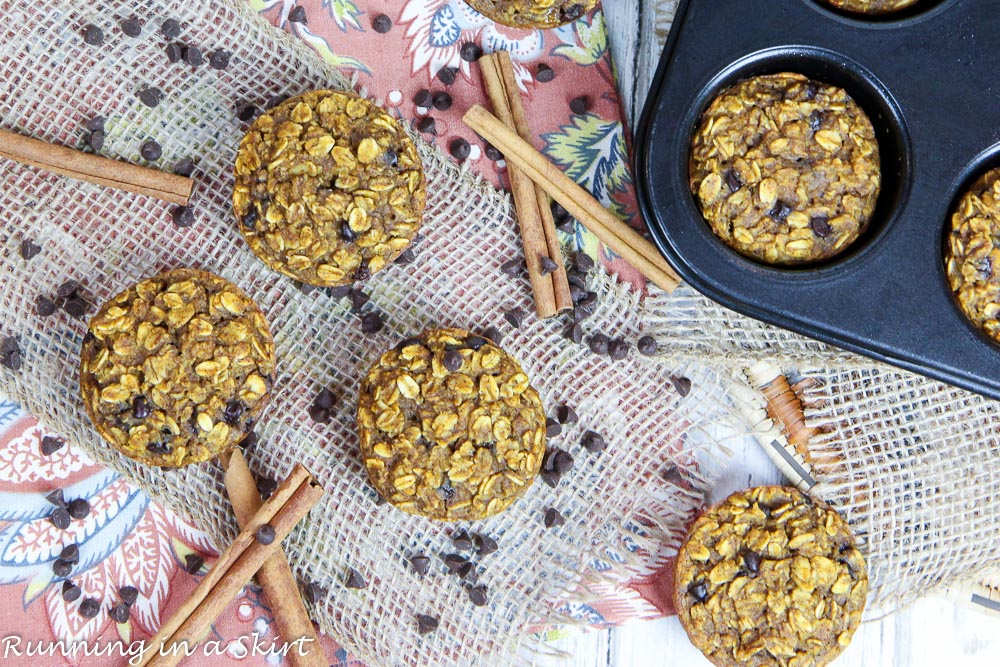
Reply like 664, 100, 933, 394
138, 87, 162, 108
41, 435, 65, 456
609, 339, 629, 361
556, 405, 578, 425
119, 586, 139, 607
360, 312, 384, 334
172, 205, 194, 228
344, 567, 367, 589
110, 602, 130, 623
349, 289, 370, 311
265, 94, 288, 110
569, 96, 590, 115
536, 63, 555, 82
63, 296, 90, 319
503, 307, 524, 328
0, 336, 22, 372
416, 614, 439, 635
688, 580, 708, 603
500, 258, 525, 278
314, 388, 335, 412
561, 3, 586, 21
449, 137, 471, 161
578, 291, 598, 308
575, 253, 594, 273
165, 42, 183, 63
79, 598, 100, 618
84, 116, 105, 133
62, 580, 81, 602
161, 18, 181, 39
19, 238, 42, 260
236, 102, 258, 122
46, 489, 66, 507
538, 255, 559, 276
222, 400, 244, 426
140, 140, 162, 161
409, 555, 430, 575
120, 17, 142, 37
416, 116, 436, 134
182, 45, 204, 67
35, 295, 56, 317
432, 92, 453, 111
82, 24, 104, 46
458, 561, 477, 582
637, 335, 658, 356
543, 508, 565, 528
413, 89, 432, 108
443, 349, 464, 372
255, 524, 276, 545
473, 534, 498, 557
724, 168, 743, 192
443, 553, 467, 573
468, 585, 488, 607
209, 49, 231, 70
147, 441, 172, 455
53, 559, 72, 577
810, 216, 832, 238
288, 5, 308, 23
437, 66, 458, 86
68, 498, 90, 520
581, 430, 606, 453
354, 264, 371, 281
381, 148, 399, 169
768, 200, 793, 223
588, 333, 609, 356
809, 110, 825, 132
257, 477, 278, 500
465, 336, 487, 350
452, 530, 474, 551
484, 143, 502, 161
563, 323, 583, 344
302, 581, 325, 604
545, 418, 562, 438
804, 82, 818, 100
671, 375, 692, 397
87, 130, 105, 152
372, 13, 393, 33
460, 42, 482, 62
173, 157, 195, 177
56, 280, 79, 299
50, 508, 71, 530
339, 220, 358, 242
743, 550, 761, 575
482, 325, 503, 345
553, 449, 574, 474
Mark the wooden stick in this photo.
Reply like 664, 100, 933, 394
462, 105, 682, 293
142, 465, 324, 667
480, 55, 560, 318
220, 450, 327, 667
493, 51, 574, 313
0, 128, 193, 206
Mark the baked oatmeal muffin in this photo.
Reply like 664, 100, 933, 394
80, 268, 275, 467
357, 328, 546, 521
464, 0, 598, 29
234, 90, 425, 286
674, 486, 868, 667
690, 72, 881, 265
820, 0, 921, 15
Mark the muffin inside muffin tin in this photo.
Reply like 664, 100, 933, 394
635, 0, 1000, 398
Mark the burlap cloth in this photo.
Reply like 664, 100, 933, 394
2, 0, 999, 665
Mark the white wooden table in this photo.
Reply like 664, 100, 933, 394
537, 2, 1000, 665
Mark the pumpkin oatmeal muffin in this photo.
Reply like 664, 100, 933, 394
820, 0, 921, 15
80, 268, 275, 467
234, 90, 425, 286
690, 72, 881, 265
357, 328, 546, 521
464, 0, 597, 29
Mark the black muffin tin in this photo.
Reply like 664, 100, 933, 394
634, 0, 1000, 400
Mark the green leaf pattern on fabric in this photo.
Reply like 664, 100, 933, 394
323, 0, 365, 32
292, 22, 372, 74
551, 12, 608, 66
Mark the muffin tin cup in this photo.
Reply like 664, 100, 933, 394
635, 0, 1000, 399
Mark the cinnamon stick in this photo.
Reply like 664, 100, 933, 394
480, 54, 561, 318
141, 464, 324, 667
0, 128, 193, 206
492, 51, 574, 313
220, 450, 326, 667
462, 105, 681, 294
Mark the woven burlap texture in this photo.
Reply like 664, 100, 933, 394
0, 1, 719, 665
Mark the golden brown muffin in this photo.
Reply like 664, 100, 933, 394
464, 0, 598, 29
821, 0, 921, 15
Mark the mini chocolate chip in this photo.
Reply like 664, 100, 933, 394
0, 337, 22, 372
482, 325, 503, 345
85, 115, 105, 132
340, 220, 358, 242
768, 200, 793, 223
563, 323, 583, 344
140, 140, 162, 161
413, 89, 432, 107
538, 255, 559, 276
256, 477, 278, 500
82, 24, 104, 46
68, 498, 90, 520
416, 614, 439, 635
545, 418, 562, 438
56, 280, 79, 299
265, 94, 288, 110
473, 533, 498, 556
465, 335, 487, 350
743, 550, 761, 575
182, 45, 204, 67
110, 602, 130, 623
609, 339, 629, 361
588, 333, 610, 356
569, 96, 590, 115
20, 238, 42, 260
570, 285, 587, 303
536, 63, 555, 82
173, 157, 195, 177
500, 258, 525, 278
41, 435, 65, 456
724, 168, 743, 192
810, 216, 832, 238
432, 92, 453, 111
147, 441, 172, 455
50, 508, 71, 530
326, 285, 352, 299
209, 49, 231, 70
416, 116, 436, 134
381, 148, 399, 169
236, 102, 258, 122
161, 18, 181, 38
354, 264, 371, 281
540, 468, 562, 488
484, 143, 502, 161
46, 489, 66, 507
443, 349, 464, 372
35, 295, 56, 317
468, 585, 488, 606
349, 289, 370, 311
553, 449, 574, 474
804, 82, 818, 100
578, 291, 598, 308
255, 524, 276, 545
344, 567, 367, 589
172, 205, 194, 228
458, 561, 477, 581
561, 3, 586, 21
443, 553, 467, 572
165, 42, 183, 63
581, 430, 607, 453
120, 17, 142, 38
637, 335, 658, 356
809, 110, 824, 132
671, 375, 692, 397
238, 431, 258, 451
119, 586, 139, 607
287, 5, 308, 23
543, 508, 565, 528
64, 296, 90, 319
460, 42, 482, 62
409, 555, 431, 575
452, 530, 474, 551
556, 405, 578, 424
575, 253, 594, 273
62, 580, 81, 602
437, 66, 458, 86
372, 13, 393, 33
303, 581, 326, 604
689, 580, 708, 602
138, 87, 162, 108
308, 405, 330, 424
53, 559, 72, 577
503, 307, 524, 328
360, 312, 384, 334
222, 400, 244, 426
79, 597, 100, 619
449, 137, 471, 161
87, 130, 105, 152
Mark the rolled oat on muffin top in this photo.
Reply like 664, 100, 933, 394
689, 72, 881, 265
464, 0, 597, 29
820, 0, 921, 15
233, 90, 425, 287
